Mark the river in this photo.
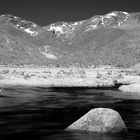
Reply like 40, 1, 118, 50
0, 86, 140, 140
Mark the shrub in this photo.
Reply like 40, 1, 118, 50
23, 74, 31, 79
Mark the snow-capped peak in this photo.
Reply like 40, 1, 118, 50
85, 11, 130, 31
104, 11, 129, 21
44, 20, 84, 38
49, 24, 64, 34
103, 11, 130, 26
1, 14, 40, 36
43, 11, 130, 40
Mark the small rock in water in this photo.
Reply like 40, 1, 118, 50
119, 83, 140, 93
66, 108, 127, 133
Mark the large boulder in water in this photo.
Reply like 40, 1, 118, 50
119, 83, 140, 93
66, 108, 127, 133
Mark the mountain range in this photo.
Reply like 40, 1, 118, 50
1, 11, 140, 67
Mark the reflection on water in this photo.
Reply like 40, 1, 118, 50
0, 87, 140, 140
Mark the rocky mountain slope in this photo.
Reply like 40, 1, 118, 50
1, 11, 140, 67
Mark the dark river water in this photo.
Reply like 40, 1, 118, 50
0, 86, 140, 140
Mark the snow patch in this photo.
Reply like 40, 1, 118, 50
49, 26, 64, 34
2, 14, 40, 36
40, 52, 58, 60
45, 21, 84, 38
105, 11, 129, 19
39, 45, 58, 60
105, 12, 118, 19
24, 28, 38, 36
85, 24, 98, 31
87, 11, 130, 30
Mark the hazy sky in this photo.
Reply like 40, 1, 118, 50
0, 0, 140, 26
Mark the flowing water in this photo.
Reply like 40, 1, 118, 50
0, 86, 140, 140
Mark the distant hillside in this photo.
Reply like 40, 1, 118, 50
1, 12, 140, 67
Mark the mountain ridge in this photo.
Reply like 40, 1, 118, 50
43, 11, 133, 41
0, 11, 140, 67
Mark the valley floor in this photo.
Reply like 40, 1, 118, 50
0, 66, 140, 87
